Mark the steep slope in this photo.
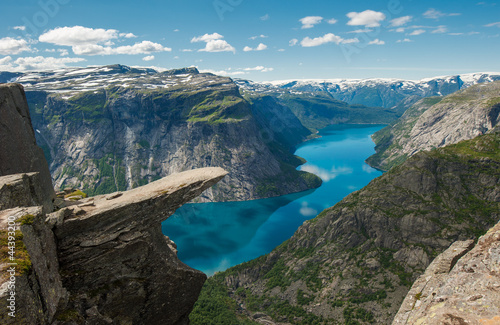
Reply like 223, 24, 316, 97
191, 132, 500, 325
237, 72, 500, 109
13, 65, 320, 201
367, 81, 500, 171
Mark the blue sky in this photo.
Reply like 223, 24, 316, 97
1, 0, 500, 81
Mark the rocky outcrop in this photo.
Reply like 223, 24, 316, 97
0, 83, 54, 211
191, 133, 500, 324
367, 81, 500, 170
16, 65, 320, 202
393, 219, 500, 324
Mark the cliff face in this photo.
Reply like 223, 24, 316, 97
0, 83, 228, 324
191, 132, 500, 325
16, 65, 320, 202
367, 81, 500, 171
0, 83, 54, 211
393, 219, 500, 324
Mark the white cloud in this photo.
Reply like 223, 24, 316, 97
409, 29, 426, 36
347, 10, 386, 27
58, 49, 69, 56
199, 39, 235, 53
299, 202, 317, 217
120, 32, 137, 38
299, 16, 323, 29
191, 33, 235, 53
368, 39, 385, 45
347, 28, 373, 34
200, 68, 246, 76
0, 37, 32, 55
173, 29, 180, 32
432, 25, 448, 33
39, 26, 119, 46
485, 22, 500, 27
72, 41, 171, 55
260, 14, 270, 21
327, 18, 338, 24
191, 33, 224, 43
289, 38, 299, 46
249, 34, 268, 40
395, 27, 406, 33
13, 26, 26, 31
396, 38, 413, 43
143, 55, 155, 61
1, 56, 85, 71
278, 49, 285, 52
300, 33, 358, 47
449, 33, 464, 36
423, 8, 461, 19
243, 66, 273, 72
390, 16, 413, 27
362, 164, 377, 174
243, 43, 267, 51
181, 49, 193, 52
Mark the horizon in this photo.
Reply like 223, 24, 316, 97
1, 0, 500, 81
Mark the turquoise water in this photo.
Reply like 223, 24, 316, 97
161, 124, 384, 275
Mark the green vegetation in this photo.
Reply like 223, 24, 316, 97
0, 230, 31, 275
64, 189, 88, 199
18, 214, 36, 225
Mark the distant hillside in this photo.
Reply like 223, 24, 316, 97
236, 72, 500, 109
367, 81, 500, 171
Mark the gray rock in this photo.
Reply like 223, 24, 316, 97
0, 83, 54, 211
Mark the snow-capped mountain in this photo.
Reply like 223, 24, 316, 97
236, 72, 500, 108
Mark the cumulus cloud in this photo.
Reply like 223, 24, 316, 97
0, 37, 32, 55
39, 26, 168, 56
260, 14, 270, 21
191, 33, 224, 43
299, 16, 323, 29
199, 40, 235, 53
143, 55, 155, 61
289, 38, 299, 46
243, 43, 267, 51
423, 8, 461, 19
39, 26, 119, 46
72, 41, 171, 55
368, 39, 385, 45
390, 16, 412, 27
396, 38, 413, 43
299, 165, 352, 182
0, 56, 85, 71
347, 10, 386, 27
300, 33, 358, 47
409, 29, 426, 36
327, 18, 338, 24
13, 26, 26, 31
191, 33, 235, 53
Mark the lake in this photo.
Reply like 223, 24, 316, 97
161, 124, 384, 275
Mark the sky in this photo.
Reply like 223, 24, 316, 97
1, 0, 500, 81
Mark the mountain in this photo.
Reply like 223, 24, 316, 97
9, 65, 321, 201
236, 72, 500, 109
190, 131, 500, 325
367, 81, 500, 171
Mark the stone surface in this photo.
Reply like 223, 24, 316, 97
0, 173, 53, 213
50, 167, 227, 324
393, 219, 500, 325
0, 83, 54, 211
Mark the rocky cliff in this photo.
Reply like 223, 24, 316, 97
393, 218, 500, 324
0, 83, 228, 324
13, 65, 320, 202
367, 81, 500, 171
191, 132, 500, 325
